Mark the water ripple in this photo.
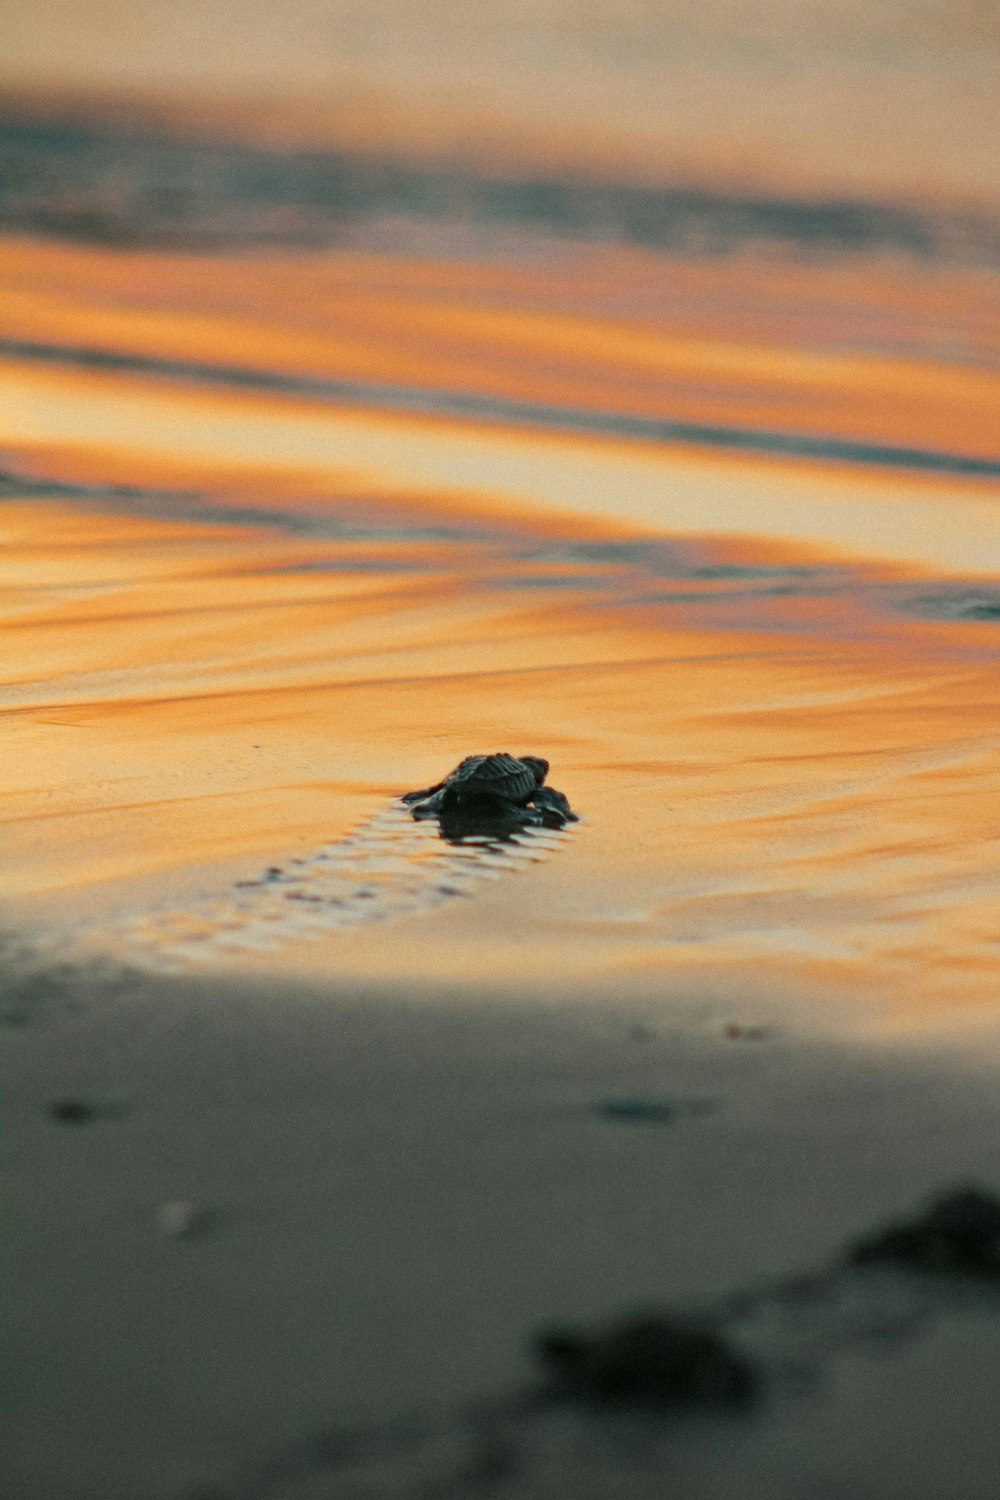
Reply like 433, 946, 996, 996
4, 336, 998, 481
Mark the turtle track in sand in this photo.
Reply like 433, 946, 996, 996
116, 801, 576, 970
3, 801, 577, 999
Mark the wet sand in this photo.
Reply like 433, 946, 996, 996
4, 476, 1000, 1023
4, 234, 1000, 1496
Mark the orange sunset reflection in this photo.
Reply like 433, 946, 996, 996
2, 235, 1000, 1032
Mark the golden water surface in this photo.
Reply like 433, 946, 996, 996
3, 235, 1000, 1030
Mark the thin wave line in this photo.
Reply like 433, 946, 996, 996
0, 646, 812, 718
4, 336, 999, 481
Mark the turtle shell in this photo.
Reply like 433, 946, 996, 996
444, 753, 541, 803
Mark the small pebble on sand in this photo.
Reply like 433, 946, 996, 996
597, 1096, 677, 1123
47, 1099, 98, 1124
595, 1095, 713, 1124
155, 1200, 207, 1238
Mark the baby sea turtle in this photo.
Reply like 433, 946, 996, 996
401, 753, 576, 826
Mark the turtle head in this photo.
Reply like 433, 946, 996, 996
519, 755, 549, 786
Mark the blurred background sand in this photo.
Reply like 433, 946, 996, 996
5, 0, 1000, 205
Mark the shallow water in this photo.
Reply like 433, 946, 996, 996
3, 235, 1000, 1034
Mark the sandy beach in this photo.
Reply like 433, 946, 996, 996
2, 79, 1000, 1492
6, 964, 1000, 1500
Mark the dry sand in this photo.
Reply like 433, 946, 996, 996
5, 965, 1000, 1499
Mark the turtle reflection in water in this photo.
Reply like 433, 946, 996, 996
401, 753, 577, 840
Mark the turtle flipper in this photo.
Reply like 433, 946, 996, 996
529, 786, 578, 822
400, 784, 441, 805
402, 786, 447, 817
